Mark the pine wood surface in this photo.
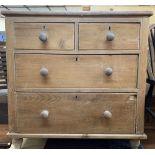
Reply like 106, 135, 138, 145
15, 54, 138, 89
14, 23, 74, 50
79, 23, 140, 50
15, 93, 136, 134
3, 11, 152, 141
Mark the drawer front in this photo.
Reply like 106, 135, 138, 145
14, 23, 74, 50
15, 93, 136, 134
79, 23, 140, 50
15, 54, 138, 89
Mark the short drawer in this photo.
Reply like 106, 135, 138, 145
79, 23, 140, 50
15, 54, 138, 89
15, 93, 136, 134
14, 23, 74, 50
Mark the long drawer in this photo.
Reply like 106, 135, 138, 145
15, 54, 138, 89
14, 23, 74, 50
15, 93, 136, 134
79, 23, 140, 50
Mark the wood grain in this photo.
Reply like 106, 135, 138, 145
5, 17, 16, 132
3, 12, 151, 140
7, 133, 147, 139
79, 23, 140, 50
15, 88, 139, 93
15, 54, 138, 89
15, 93, 136, 134
1, 11, 153, 17
1, 17, 142, 23
136, 17, 150, 134
14, 23, 74, 50
14, 49, 141, 54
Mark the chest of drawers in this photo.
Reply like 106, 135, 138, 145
2, 11, 152, 146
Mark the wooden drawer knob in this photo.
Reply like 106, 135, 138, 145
106, 31, 115, 41
40, 67, 48, 77
40, 110, 49, 119
103, 110, 112, 119
39, 31, 48, 42
104, 67, 113, 76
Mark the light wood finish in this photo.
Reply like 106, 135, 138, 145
2, 17, 142, 23
15, 93, 136, 134
136, 18, 150, 134
16, 88, 139, 93
3, 11, 152, 141
5, 17, 16, 132
1, 11, 153, 17
15, 49, 141, 54
7, 133, 147, 139
15, 54, 138, 89
14, 23, 74, 50
79, 23, 140, 50
74, 22, 79, 52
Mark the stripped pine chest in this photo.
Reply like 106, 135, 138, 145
2, 11, 152, 147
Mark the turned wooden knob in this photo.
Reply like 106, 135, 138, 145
106, 31, 115, 41
103, 111, 112, 119
104, 67, 113, 76
40, 67, 48, 77
39, 31, 48, 42
40, 110, 49, 119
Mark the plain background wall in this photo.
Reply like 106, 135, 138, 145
0, 17, 5, 31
